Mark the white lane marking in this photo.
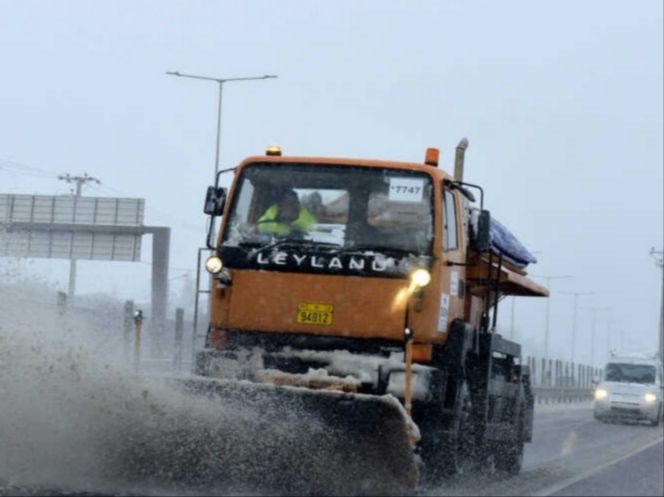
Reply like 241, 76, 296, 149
534, 435, 664, 496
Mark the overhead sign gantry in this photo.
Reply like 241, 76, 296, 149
0, 193, 170, 355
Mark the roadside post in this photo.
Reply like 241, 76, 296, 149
123, 300, 135, 364
174, 308, 184, 372
133, 309, 144, 373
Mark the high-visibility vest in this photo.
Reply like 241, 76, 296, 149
257, 204, 316, 235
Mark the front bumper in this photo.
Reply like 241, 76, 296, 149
593, 396, 660, 421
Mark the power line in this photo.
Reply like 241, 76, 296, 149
1, 157, 205, 236
88, 181, 204, 235
0, 158, 59, 179
57, 173, 100, 196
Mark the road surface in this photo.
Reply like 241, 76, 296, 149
422, 402, 664, 496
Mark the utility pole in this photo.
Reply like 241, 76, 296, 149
532, 274, 571, 359
650, 248, 663, 361
580, 306, 610, 368
561, 291, 593, 365
57, 173, 101, 304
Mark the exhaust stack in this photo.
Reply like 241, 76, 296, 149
453, 137, 469, 181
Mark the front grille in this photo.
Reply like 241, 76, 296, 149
610, 406, 641, 416
262, 354, 329, 375
223, 328, 400, 356
611, 401, 639, 407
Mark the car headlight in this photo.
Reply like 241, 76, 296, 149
594, 388, 608, 400
205, 255, 223, 274
644, 392, 657, 404
410, 269, 431, 288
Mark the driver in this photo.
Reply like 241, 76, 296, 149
257, 189, 316, 236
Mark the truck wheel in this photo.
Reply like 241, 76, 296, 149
419, 380, 476, 485
493, 409, 524, 476
439, 381, 477, 478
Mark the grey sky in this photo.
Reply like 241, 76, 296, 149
1, 0, 662, 366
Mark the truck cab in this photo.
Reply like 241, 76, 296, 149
195, 144, 548, 484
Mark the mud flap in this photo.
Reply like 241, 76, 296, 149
117, 376, 419, 496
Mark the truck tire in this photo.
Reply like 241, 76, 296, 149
421, 380, 477, 483
443, 381, 476, 477
493, 408, 524, 476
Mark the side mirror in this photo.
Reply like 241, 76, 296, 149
471, 209, 491, 252
204, 186, 227, 216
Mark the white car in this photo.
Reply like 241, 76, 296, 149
593, 354, 663, 426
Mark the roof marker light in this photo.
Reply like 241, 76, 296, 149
266, 145, 282, 156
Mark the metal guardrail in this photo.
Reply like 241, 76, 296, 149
533, 386, 593, 404
526, 356, 601, 404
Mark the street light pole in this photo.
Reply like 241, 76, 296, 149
214, 81, 223, 179
561, 291, 594, 365
580, 306, 610, 368
510, 297, 515, 339
650, 247, 663, 361
531, 274, 571, 359
165, 71, 278, 182
607, 319, 619, 358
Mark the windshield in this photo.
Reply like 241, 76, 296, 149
604, 363, 657, 384
222, 162, 434, 255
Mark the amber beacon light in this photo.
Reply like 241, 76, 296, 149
424, 147, 439, 167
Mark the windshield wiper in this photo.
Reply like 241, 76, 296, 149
335, 244, 423, 257
242, 238, 343, 254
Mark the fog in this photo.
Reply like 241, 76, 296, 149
0, 0, 662, 368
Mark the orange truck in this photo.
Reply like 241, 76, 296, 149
194, 140, 548, 492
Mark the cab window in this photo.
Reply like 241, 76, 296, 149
443, 190, 458, 251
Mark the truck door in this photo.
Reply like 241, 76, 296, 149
437, 189, 466, 334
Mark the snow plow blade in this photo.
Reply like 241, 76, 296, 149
120, 375, 419, 496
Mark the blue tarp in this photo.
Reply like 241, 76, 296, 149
489, 218, 538, 269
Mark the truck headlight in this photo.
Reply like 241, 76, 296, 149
644, 392, 657, 404
594, 388, 608, 400
205, 255, 223, 274
410, 269, 431, 288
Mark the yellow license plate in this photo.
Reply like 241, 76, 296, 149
296, 303, 334, 325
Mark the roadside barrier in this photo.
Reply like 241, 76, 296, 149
526, 356, 601, 404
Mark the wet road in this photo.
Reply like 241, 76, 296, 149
549, 439, 663, 497
2, 401, 662, 496
424, 402, 664, 496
